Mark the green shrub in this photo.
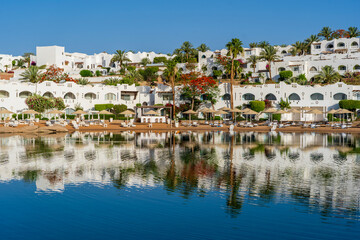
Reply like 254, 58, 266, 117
95, 70, 102, 77
94, 104, 114, 111
212, 70, 223, 79
136, 103, 141, 107
249, 101, 265, 112
153, 57, 168, 64
25, 95, 65, 113
113, 104, 127, 115
279, 70, 293, 80
127, 66, 136, 71
214, 116, 223, 120
272, 114, 281, 121
339, 100, 360, 111
80, 70, 93, 77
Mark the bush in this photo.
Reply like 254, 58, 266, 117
339, 100, 360, 111
153, 57, 168, 64
113, 104, 127, 115
279, 70, 293, 80
136, 103, 141, 107
95, 70, 102, 77
272, 114, 281, 121
127, 66, 136, 71
214, 116, 223, 120
94, 104, 114, 111
212, 70, 222, 79
25, 95, 65, 113
249, 101, 265, 112
80, 70, 93, 77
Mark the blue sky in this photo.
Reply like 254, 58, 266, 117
0, 0, 359, 56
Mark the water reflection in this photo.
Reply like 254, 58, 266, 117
0, 131, 360, 220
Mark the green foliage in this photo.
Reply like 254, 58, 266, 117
94, 104, 114, 111
279, 70, 293, 80
113, 104, 127, 115
25, 95, 65, 113
80, 70, 93, 77
127, 66, 136, 71
285, 74, 308, 85
138, 67, 159, 82
249, 101, 265, 112
103, 77, 135, 86
279, 98, 291, 110
74, 103, 83, 111
136, 103, 141, 107
212, 70, 223, 79
272, 114, 281, 121
339, 100, 360, 111
77, 78, 89, 85
95, 70, 102, 77
153, 57, 168, 64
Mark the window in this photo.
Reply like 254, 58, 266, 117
309, 66, 317, 72
338, 65, 346, 71
43, 92, 54, 98
105, 93, 116, 101
19, 91, 32, 98
289, 93, 301, 101
0, 90, 9, 98
222, 94, 231, 100
121, 95, 131, 101
162, 94, 172, 101
278, 67, 285, 72
201, 55, 206, 59
265, 93, 277, 101
84, 93, 96, 100
315, 45, 321, 49
351, 41, 359, 47
293, 67, 299, 72
333, 93, 347, 100
354, 65, 360, 70
281, 50, 287, 54
64, 92, 76, 99
327, 44, 334, 49
337, 42, 345, 47
243, 93, 255, 101
310, 93, 324, 100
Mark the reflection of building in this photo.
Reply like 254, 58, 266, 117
0, 132, 359, 218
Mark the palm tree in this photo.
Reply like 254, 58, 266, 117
249, 42, 258, 48
247, 55, 258, 74
126, 69, 143, 82
259, 46, 279, 81
347, 27, 360, 38
23, 53, 34, 68
163, 59, 179, 122
20, 66, 41, 93
111, 50, 131, 70
305, 35, 320, 54
179, 41, 195, 61
258, 41, 270, 48
318, 27, 333, 40
197, 43, 210, 52
292, 41, 307, 55
140, 58, 151, 67
226, 38, 244, 114
314, 65, 341, 84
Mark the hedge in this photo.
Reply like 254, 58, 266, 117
339, 100, 360, 111
272, 114, 281, 121
94, 104, 114, 111
249, 101, 265, 112
80, 70, 93, 77
279, 70, 293, 80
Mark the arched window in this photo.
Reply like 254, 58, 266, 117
309, 66, 317, 72
19, 91, 32, 98
310, 93, 324, 100
338, 65, 346, 71
327, 43, 334, 49
105, 93, 116, 101
222, 93, 231, 100
289, 93, 301, 101
43, 92, 54, 98
201, 55, 206, 59
281, 50, 287, 54
142, 102, 148, 106
265, 93, 277, 101
64, 92, 76, 99
0, 90, 9, 98
212, 66, 217, 71
278, 67, 285, 72
333, 93, 347, 100
337, 42, 345, 47
243, 93, 255, 101
351, 41, 359, 47
85, 92, 96, 100
354, 65, 360, 70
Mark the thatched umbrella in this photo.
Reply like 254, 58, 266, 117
98, 110, 113, 121
48, 109, 64, 121
145, 110, 159, 116
274, 109, 287, 123
301, 107, 312, 122
243, 109, 258, 122
263, 108, 277, 122
204, 108, 216, 123
198, 107, 210, 121
288, 108, 301, 121
214, 110, 227, 124
336, 109, 353, 124
219, 106, 231, 111
183, 109, 197, 124
229, 108, 243, 124
327, 109, 337, 123
22, 109, 39, 120
72, 110, 87, 121
0, 109, 14, 122
307, 109, 323, 123
121, 110, 135, 124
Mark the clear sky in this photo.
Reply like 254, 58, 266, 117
0, 0, 359, 56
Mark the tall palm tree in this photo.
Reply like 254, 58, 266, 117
180, 41, 195, 61
347, 27, 360, 38
318, 27, 333, 40
197, 43, 210, 52
258, 41, 270, 48
259, 46, 279, 81
292, 41, 307, 55
226, 38, 244, 114
305, 35, 320, 54
314, 65, 341, 84
140, 58, 151, 67
20, 66, 41, 94
163, 59, 179, 122
111, 50, 131, 70
247, 55, 258, 74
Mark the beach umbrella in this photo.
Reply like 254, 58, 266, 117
243, 109, 258, 122
0, 109, 14, 121
48, 109, 64, 121
219, 107, 231, 111
98, 110, 113, 121
307, 109, 323, 123
215, 110, 227, 124
274, 109, 287, 123
145, 110, 159, 115
198, 107, 210, 121
183, 109, 197, 124
22, 109, 39, 120
263, 108, 277, 122
288, 108, 301, 121
229, 108, 243, 124
336, 109, 352, 124
301, 107, 312, 122
204, 108, 216, 123
121, 110, 135, 124
327, 109, 337, 123
73, 110, 87, 115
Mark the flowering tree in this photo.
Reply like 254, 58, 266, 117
40, 65, 75, 83
181, 74, 218, 110
25, 95, 66, 113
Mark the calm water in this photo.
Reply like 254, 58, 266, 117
0, 131, 360, 239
